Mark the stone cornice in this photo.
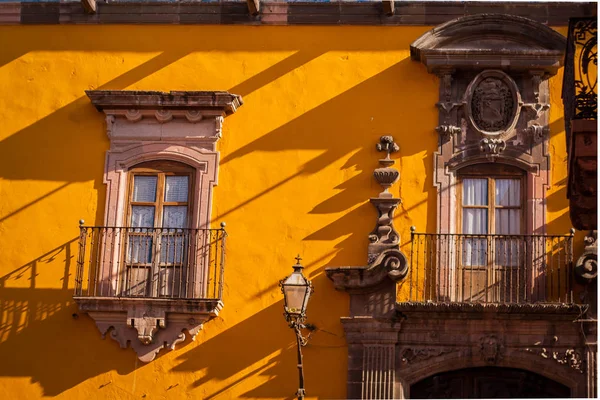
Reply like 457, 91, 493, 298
74, 297, 223, 315
410, 14, 567, 74
86, 90, 243, 116
1, 2, 595, 26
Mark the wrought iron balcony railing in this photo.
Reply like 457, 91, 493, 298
74, 226, 226, 300
562, 17, 597, 139
403, 232, 574, 305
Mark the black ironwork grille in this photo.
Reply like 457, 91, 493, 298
404, 233, 574, 304
563, 18, 598, 140
74, 226, 226, 300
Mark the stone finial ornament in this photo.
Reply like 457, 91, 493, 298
374, 136, 400, 197
368, 136, 404, 266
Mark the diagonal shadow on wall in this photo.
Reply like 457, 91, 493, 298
171, 298, 346, 399
0, 239, 137, 396
218, 58, 438, 269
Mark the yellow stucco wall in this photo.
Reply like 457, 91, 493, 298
0, 25, 581, 399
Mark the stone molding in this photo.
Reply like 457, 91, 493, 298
2, 2, 595, 26
87, 90, 242, 115
76, 90, 241, 361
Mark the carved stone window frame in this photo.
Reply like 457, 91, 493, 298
77, 90, 242, 362
410, 14, 566, 236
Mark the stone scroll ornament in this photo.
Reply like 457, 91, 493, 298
367, 136, 407, 279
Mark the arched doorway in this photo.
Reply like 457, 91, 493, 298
410, 367, 570, 398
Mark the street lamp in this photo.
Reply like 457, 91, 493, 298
280, 255, 314, 400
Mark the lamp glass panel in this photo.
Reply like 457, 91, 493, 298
284, 285, 307, 314
283, 272, 308, 314
303, 286, 312, 313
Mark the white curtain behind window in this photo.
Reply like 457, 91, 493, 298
495, 179, 521, 266
463, 179, 488, 266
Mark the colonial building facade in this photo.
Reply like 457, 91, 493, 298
0, 1, 596, 399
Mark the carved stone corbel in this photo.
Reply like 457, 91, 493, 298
247, 0, 259, 16
81, 0, 96, 14
575, 231, 598, 283
127, 309, 166, 345
125, 109, 143, 122
479, 138, 506, 159
155, 110, 173, 123
524, 124, 549, 143
382, 0, 394, 16
82, 299, 222, 362
325, 136, 408, 317
521, 102, 550, 119
105, 115, 115, 138
436, 125, 461, 137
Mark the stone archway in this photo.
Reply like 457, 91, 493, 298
410, 367, 570, 399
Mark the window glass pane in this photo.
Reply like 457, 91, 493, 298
133, 176, 157, 202
131, 206, 155, 228
495, 209, 521, 235
462, 209, 488, 234
163, 206, 188, 228
463, 238, 488, 266
494, 236, 520, 267
165, 176, 189, 202
495, 179, 520, 206
463, 179, 488, 205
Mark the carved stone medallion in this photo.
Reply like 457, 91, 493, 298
466, 70, 521, 137
480, 334, 504, 363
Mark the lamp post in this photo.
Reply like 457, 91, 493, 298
280, 255, 314, 400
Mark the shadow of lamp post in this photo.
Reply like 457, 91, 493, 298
279, 255, 314, 400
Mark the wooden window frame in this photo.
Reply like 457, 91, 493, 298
125, 160, 195, 230
456, 164, 527, 302
457, 164, 526, 237
122, 160, 196, 298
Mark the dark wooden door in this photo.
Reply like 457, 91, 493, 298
410, 367, 570, 398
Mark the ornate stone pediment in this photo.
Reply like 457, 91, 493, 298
410, 14, 566, 74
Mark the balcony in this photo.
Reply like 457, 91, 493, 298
398, 232, 576, 312
75, 226, 226, 300
73, 225, 227, 361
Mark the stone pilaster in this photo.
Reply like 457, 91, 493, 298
343, 317, 401, 400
